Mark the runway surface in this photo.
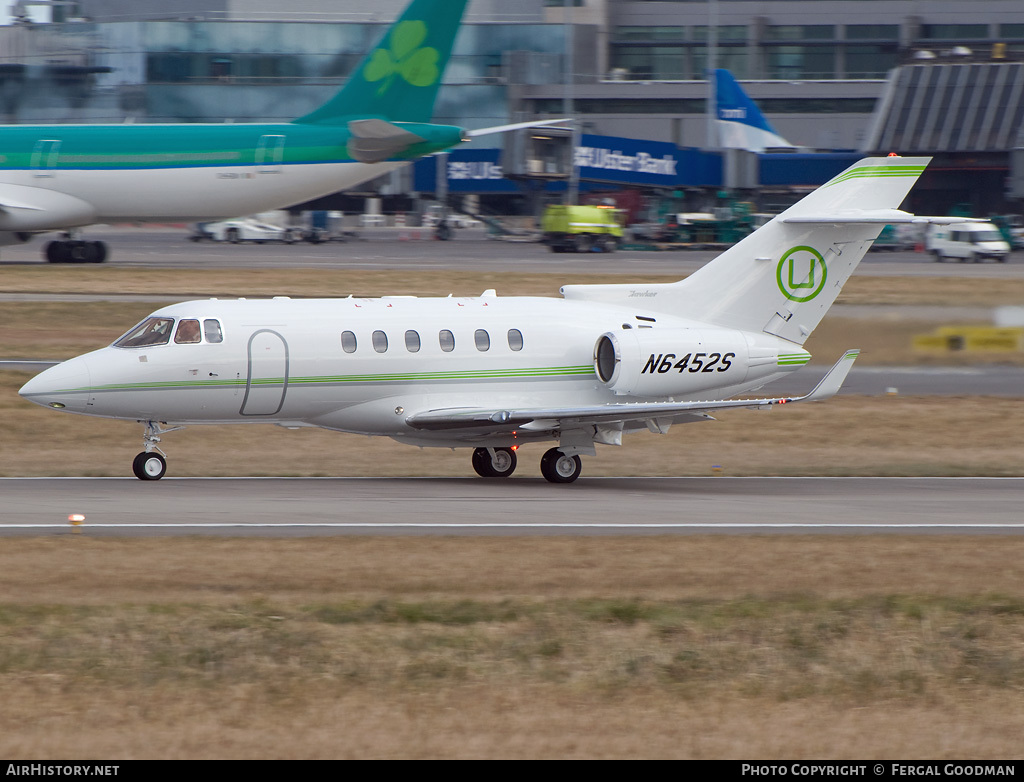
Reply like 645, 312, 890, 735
2, 477, 1022, 537
3, 227, 1024, 277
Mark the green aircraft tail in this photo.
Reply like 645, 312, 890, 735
294, 0, 468, 126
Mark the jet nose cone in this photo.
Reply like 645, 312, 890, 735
18, 356, 92, 412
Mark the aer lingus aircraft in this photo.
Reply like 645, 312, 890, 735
714, 68, 799, 152
0, 0, 497, 263
19, 156, 962, 483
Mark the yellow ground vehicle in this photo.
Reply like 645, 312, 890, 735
541, 204, 624, 253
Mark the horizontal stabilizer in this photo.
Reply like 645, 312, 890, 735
405, 350, 860, 432
784, 210, 983, 225
347, 119, 426, 163
463, 119, 572, 138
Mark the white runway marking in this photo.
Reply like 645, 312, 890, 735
4, 522, 1024, 530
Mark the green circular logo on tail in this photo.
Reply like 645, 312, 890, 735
363, 20, 441, 95
777, 246, 827, 302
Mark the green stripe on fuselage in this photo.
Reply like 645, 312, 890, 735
0, 121, 463, 171
41, 365, 597, 395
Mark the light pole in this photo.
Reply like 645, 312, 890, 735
706, 0, 719, 150
564, 0, 579, 204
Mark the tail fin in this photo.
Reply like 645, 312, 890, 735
714, 69, 796, 152
668, 156, 930, 344
293, 0, 468, 126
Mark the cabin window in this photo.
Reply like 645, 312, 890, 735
341, 331, 357, 353
507, 329, 524, 351
114, 317, 174, 348
204, 319, 223, 343
173, 319, 201, 344
372, 330, 388, 353
474, 329, 490, 351
405, 330, 421, 352
439, 329, 455, 352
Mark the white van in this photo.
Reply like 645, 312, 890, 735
927, 222, 1010, 263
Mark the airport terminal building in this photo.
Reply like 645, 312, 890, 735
3, 0, 1024, 216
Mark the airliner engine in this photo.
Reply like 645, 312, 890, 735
594, 328, 749, 397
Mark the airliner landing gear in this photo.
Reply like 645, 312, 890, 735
132, 451, 166, 481
45, 238, 108, 263
132, 421, 182, 480
471, 447, 517, 478
540, 448, 582, 484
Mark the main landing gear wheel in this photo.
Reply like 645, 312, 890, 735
540, 448, 582, 484
132, 451, 167, 481
471, 447, 517, 478
45, 240, 108, 263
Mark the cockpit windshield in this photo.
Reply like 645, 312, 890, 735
114, 317, 175, 348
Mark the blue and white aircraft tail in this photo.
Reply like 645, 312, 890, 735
714, 69, 797, 152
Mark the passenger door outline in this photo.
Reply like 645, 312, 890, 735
240, 329, 289, 416
255, 134, 286, 174
31, 139, 61, 178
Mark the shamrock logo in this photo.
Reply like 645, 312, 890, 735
363, 20, 440, 95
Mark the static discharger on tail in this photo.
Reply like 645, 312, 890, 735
19, 156, 967, 483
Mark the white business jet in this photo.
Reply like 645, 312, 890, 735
19, 156, 959, 482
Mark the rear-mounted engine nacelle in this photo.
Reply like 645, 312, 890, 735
594, 328, 749, 397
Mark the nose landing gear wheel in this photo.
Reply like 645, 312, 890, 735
132, 451, 167, 481
540, 448, 582, 484
471, 447, 517, 478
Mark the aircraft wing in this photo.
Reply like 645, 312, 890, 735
406, 349, 859, 432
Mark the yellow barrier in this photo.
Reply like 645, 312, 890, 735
913, 326, 1024, 352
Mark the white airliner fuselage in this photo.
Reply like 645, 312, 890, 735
0, 156, 409, 227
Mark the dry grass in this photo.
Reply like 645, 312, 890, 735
1, 537, 1024, 758
806, 317, 1024, 366
0, 266, 668, 299
4, 264, 1024, 302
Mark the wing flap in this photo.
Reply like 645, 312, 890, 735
405, 350, 860, 432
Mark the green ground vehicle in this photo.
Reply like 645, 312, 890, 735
541, 205, 624, 253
